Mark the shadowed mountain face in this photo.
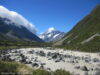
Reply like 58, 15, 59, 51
54, 5, 100, 52
0, 17, 43, 42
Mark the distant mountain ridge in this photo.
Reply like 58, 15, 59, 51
54, 5, 100, 52
39, 27, 65, 42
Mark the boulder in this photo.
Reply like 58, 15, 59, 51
69, 60, 75, 63
39, 51, 45, 56
40, 65, 44, 69
48, 58, 52, 60
47, 68, 51, 71
47, 52, 52, 57
20, 58, 26, 63
28, 50, 34, 54
74, 66, 80, 69
85, 59, 91, 63
93, 58, 99, 62
55, 59, 60, 62
52, 53, 60, 59
64, 55, 72, 58
34, 59, 38, 62
40, 63, 46, 65
80, 66, 89, 71
32, 63, 39, 67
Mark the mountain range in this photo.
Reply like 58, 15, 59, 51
39, 27, 65, 42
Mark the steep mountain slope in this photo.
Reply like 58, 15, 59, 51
0, 6, 43, 43
54, 5, 100, 52
0, 17, 43, 42
39, 27, 65, 42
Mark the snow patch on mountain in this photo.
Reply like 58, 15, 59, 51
0, 5, 36, 34
53, 34, 60, 38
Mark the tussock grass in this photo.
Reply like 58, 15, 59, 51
53, 69, 70, 75
0, 61, 71, 75
0, 61, 33, 75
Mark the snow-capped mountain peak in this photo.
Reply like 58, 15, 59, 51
39, 27, 65, 42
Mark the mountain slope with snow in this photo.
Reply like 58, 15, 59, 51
0, 6, 43, 42
0, 6, 36, 34
39, 27, 65, 42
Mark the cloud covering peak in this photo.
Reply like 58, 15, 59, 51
0, 5, 36, 34
47, 27, 56, 33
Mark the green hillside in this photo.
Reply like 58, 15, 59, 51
54, 5, 100, 52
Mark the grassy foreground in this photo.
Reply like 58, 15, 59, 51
0, 61, 70, 75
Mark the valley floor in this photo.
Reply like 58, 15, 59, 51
0, 47, 100, 75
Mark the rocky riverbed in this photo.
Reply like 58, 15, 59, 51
0, 47, 100, 75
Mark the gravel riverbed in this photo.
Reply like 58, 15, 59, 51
0, 47, 100, 75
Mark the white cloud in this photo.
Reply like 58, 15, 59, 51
40, 32, 43, 34
47, 27, 56, 33
0, 5, 37, 34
